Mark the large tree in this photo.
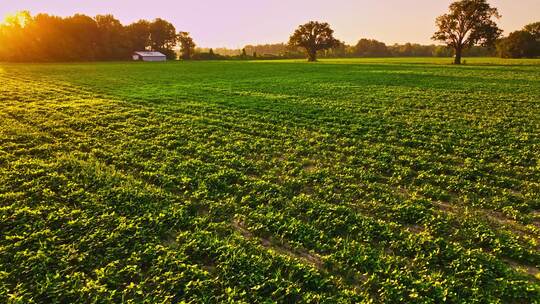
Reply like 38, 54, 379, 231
25, 13, 67, 61
95, 14, 130, 60
432, 0, 501, 64
63, 14, 100, 61
178, 31, 196, 60
354, 39, 389, 57
149, 18, 177, 59
126, 20, 151, 51
288, 21, 341, 62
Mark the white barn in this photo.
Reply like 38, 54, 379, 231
132, 51, 167, 62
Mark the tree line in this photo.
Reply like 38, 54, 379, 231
188, 0, 538, 64
0, 0, 538, 63
0, 11, 195, 62
496, 22, 540, 58
285, 1, 538, 64
204, 42, 492, 59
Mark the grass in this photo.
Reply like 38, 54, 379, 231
1, 57, 539, 303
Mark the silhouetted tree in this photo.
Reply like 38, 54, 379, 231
496, 30, 537, 58
149, 18, 177, 59
178, 31, 196, 60
523, 21, 540, 56
496, 22, 540, 59
288, 21, 341, 61
63, 14, 101, 60
95, 15, 130, 60
354, 39, 389, 57
126, 20, 151, 51
524, 21, 540, 56
495, 22, 539, 59
523, 22, 540, 40
27, 14, 66, 61
432, 0, 501, 64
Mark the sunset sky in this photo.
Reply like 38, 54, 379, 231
1, 0, 539, 48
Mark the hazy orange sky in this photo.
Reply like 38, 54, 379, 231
1, 0, 539, 48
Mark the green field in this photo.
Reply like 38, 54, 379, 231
1, 58, 539, 303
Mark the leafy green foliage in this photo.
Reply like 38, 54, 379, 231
0, 58, 539, 303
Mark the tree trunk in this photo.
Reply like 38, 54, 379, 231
454, 46, 462, 64
307, 48, 317, 62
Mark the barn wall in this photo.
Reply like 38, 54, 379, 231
142, 57, 166, 62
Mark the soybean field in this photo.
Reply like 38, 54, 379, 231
1, 58, 540, 303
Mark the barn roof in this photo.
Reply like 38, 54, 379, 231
134, 51, 166, 57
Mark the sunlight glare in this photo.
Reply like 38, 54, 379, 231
2, 11, 30, 27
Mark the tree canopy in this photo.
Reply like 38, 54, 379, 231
432, 0, 501, 64
354, 39, 389, 57
523, 22, 540, 40
288, 21, 341, 61
496, 22, 540, 58
126, 20, 151, 53
149, 18, 177, 59
178, 32, 196, 60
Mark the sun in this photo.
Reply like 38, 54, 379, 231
2, 11, 31, 27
